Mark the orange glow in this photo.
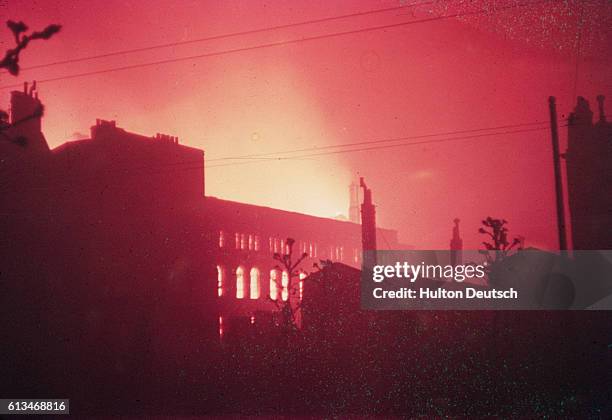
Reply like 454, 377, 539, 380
269, 269, 279, 300
250, 267, 260, 299
218, 231, 225, 248
236, 266, 245, 299
217, 265, 224, 297
299, 272, 307, 300
2, 1, 603, 251
281, 271, 289, 301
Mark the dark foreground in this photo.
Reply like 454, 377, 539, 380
2, 309, 611, 417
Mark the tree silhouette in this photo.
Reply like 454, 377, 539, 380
270, 238, 309, 335
1, 20, 61, 76
0, 20, 61, 144
478, 217, 523, 267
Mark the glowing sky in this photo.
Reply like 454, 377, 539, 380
1, 0, 611, 249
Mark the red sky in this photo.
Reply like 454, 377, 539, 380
2, 0, 611, 249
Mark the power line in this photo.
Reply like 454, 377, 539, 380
0, 120, 550, 176
4, 1, 434, 73
0, 122, 556, 196
0, 0, 553, 91
207, 121, 549, 162
206, 125, 551, 168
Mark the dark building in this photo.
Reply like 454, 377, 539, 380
565, 95, 612, 250
1, 86, 400, 351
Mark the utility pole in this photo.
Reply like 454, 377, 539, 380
548, 96, 568, 250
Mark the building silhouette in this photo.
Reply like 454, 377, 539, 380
1, 86, 400, 347
565, 95, 612, 250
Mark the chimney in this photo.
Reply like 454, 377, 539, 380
450, 218, 463, 266
348, 181, 360, 223
569, 96, 593, 127
8, 81, 48, 152
360, 177, 377, 266
10, 81, 42, 130
91, 119, 121, 140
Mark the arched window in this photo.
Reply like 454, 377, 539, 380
250, 267, 260, 299
281, 270, 289, 301
270, 269, 279, 300
236, 266, 245, 299
217, 265, 225, 297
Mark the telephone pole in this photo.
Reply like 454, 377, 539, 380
548, 96, 568, 250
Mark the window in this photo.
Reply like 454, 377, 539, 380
281, 271, 289, 301
217, 265, 224, 297
235, 233, 240, 249
248, 234, 253, 250
250, 267, 260, 299
270, 269, 279, 300
218, 316, 224, 340
254, 235, 260, 251
236, 266, 245, 299
219, 231, 225, 248
240, 233, 246, 250
299, 272, 307, 300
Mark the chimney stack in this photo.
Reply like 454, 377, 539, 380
8, 81, 48, 152
360, 177, 377, 266
450, 218, 463, 266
